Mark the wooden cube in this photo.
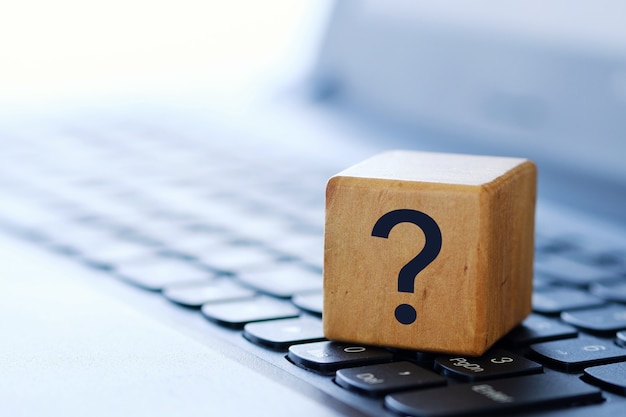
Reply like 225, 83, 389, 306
323, 150, 536, 355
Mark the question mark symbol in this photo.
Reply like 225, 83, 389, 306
372, 209, 442, 325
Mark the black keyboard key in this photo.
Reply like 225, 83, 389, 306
82, 240, 157, 267
287, 341, 393, 375
583, 362, 626, 395
43, 225, 119, 256
335, 361, 446, 397
384, 373, 602, 417
434, 349, 542, 382
243, 316, 325, 350
115, 256, 214, 290
590, 280, 626, 303
618, 330, 626, 347
236, 264, 322, 298
200, 297, 299, 329
120, 221, 197, 247
163, 279, 255, 307
195, 245, 280, 274
163, 233, 229, 259
586, 250, 626, 274
530, 336, 626, 372
534, 255, 617, 286
535, 234, 578, 255
532, 287, 605, 314
504, 314, 578, 345
291, 292, 323, 315
561, 304, 626, 335
269, 233, 323, 267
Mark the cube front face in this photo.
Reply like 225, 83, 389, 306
323, 151, 536, 355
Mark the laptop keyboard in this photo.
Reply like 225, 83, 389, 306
1, 115, 626, 417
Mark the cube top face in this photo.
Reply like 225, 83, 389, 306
336, 150, 529, 187
323, 151, 536, 356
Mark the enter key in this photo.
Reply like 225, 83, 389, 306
385, 373, 602, 417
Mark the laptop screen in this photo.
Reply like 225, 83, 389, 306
312, 0, 626, 195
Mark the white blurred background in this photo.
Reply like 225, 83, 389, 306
0, 0, 329, 109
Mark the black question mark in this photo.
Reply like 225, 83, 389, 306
372, 209, 442, 325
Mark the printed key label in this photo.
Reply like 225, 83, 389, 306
450, 357, 485, 373
491, 357, 514, 364
356, 373, 384, 385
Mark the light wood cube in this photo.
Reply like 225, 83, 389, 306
323, 150, 536, 355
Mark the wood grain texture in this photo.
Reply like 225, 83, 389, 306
323, 151, 536, 355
